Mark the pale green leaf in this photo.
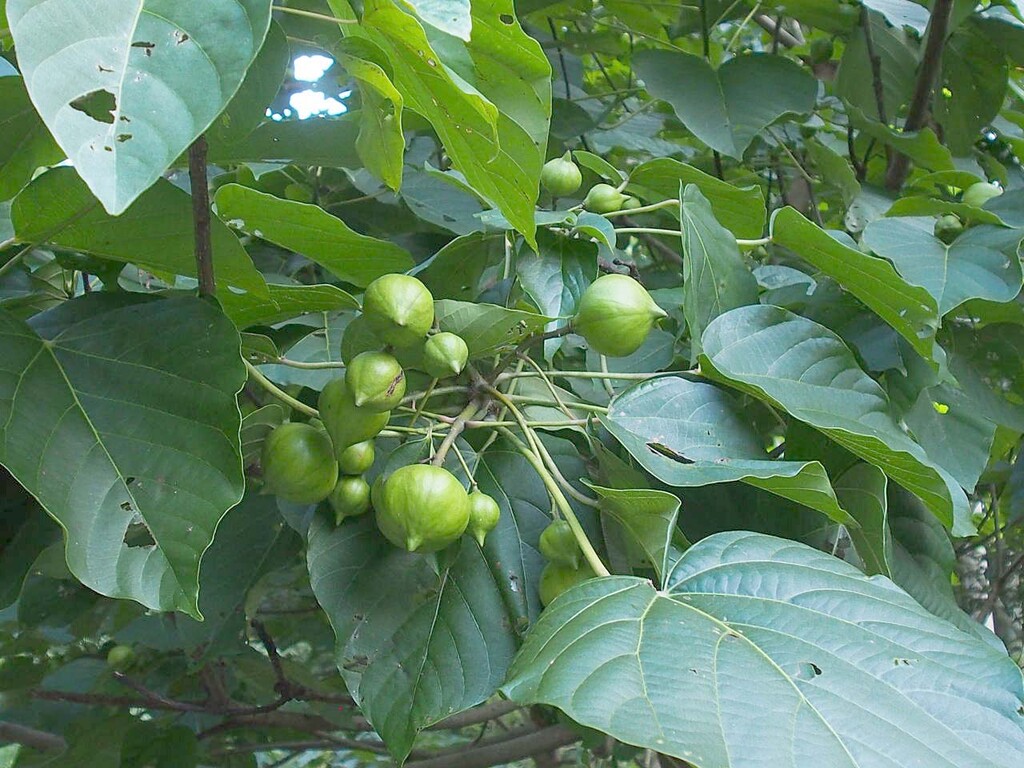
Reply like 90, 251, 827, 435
435, 299, 551, 357
7, 0, 272, 213
219, 282, 359, 329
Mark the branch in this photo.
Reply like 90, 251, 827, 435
431, 399, 483, 467
884, 0, 954, 189
0, 722, 67, 752
429, 700, 520, 730
753, 14, 800, 47
188, 135, 216, 297
405, 725, 579, 768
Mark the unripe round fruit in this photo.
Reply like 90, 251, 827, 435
539, 519, 581, 568
540, 152, 583, 197
467, 491, 501, 546
573, 274, 667, 357
809, 37, 834, 65
934, 214, 963, 244
345, 351, 406, 412
284, 183, 315, 203
962, 181, 1002, 208
539, 562, 596, 607
329, 475, 371, 523
621, 196, 642, 210
423, 332, 470, 379
584, 183, 628, 213
362, 274, 434, 348
338, 440, 375, 475
261, 422, 338, 504
375, 464, 471, 553
106, 644, 135, 671
318, 379, 390, 453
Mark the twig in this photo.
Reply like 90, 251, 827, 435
431, 400, 483, 466
430, 700, 521, 730
753, 13, 800, 47
0, 722, 67, 752
884, 0, 954, 189
272, 5, 357, 24
244, 359, 318, 418
405, 725, 580, 768
188, 136, 216, 297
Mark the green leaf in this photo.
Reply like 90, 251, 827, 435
413, 232, 506, 301
936, 26, 1009, 154
863, 218, 1023, 316
214, 184, 413, 287
573, 149, 625, 183
584, 482, 680, 585
836, 462, 891, 577
12, 167, 268, 297
434, 299, 551, 357
849, 109, 955, 172
335, 37, 405, 191
7, 0, 272, 214
628, 158, 766, 239
307, 516, 517, 763
259, 313, 348, 390
573, 212, 616, 251
240, 403, 284, 469
516, 230, 598, 347
806, 139, 860, 206
771, 206, 939, 359
0, 482, 61, 611
0, 76, 63, 201
504, 531, 1024, 768
334, 0, 550, 246
680, 184, 758, 360
0, 294, 246, 618
404, 0, 471, 39
206, 113, 361, 167
633, 51, 816, 159
601, 375, 852, 524
219, 282, 359, 329
835, 10, 917, 118
699, 305, 971, 534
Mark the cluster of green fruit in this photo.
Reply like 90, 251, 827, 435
537, 519, 596, 606
260, 273, 499, 554
540, 152, 642, 213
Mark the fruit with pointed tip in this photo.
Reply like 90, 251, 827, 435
375, 464, 470, 553
467, 491, 501, 546
338, 440, 375, 475
318, 379, 390, 452
261, 422, 338, 504
573, 274, 667, 357
583, 183, 628, 213
345, 351, 406, 412
423, 332, 470, 379
540, 151, 583, 197
539, 562, 597, 606
362, 274, 434, 348
621, 195, 642, 210
962, 181, 1002, 208
539, 519, 581, 568
329, 475, 371, 524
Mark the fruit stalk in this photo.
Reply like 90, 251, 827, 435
430, 399, 485, 467
244, 359, 318, 418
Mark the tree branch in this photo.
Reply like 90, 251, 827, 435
884, 0, 954, 189
429, 700, 520, 730
0, 722, 67, 752
404, 725, 579, 768
188, 135, 216, 297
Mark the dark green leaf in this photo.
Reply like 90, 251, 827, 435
0, 76, 63, 201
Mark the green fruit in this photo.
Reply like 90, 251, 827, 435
345, 351, 406, 412
284, 183, 315, 203
621, 196, 642, 210
329, 475, 371, 523
573, 274, 667, 357
338, 440, 375, 475
809, 37, 834, 65
583, 183, 627, 214
318, 379, 390, 452
423, 332, 470, 379
539, 519, 581, 568
467, 491, 501, 546
934, 214, 964, 244
375, 464, 470, 553
962, 181, 1002, 208
106, 644, 135, 671
539, 562, 596, 607
363, 274, 434, 348
261, 422, 338, 504
540, 151, 583, 197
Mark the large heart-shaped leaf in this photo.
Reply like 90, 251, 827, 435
0, 294, 246, 618
214, 184, 413, 288
13, 168, 268, 297
633, 51, 816, 158
601, 375, 851, 524
7, 0, 272, 214
699, 305, 971, 534
771, 206, 939, 359
504, 532, 1024, 768
307, 515, 517, 763
863, 218, 1024, 315
0, 75, 63, 201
